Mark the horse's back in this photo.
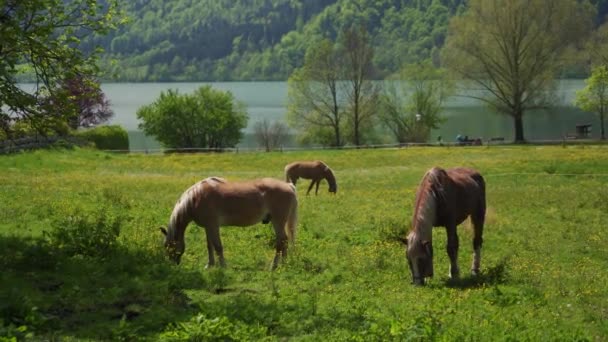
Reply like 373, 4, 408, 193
195, 178, 296, 226
285, 160, 326, 179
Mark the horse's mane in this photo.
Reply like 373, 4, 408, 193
411, 168, 448, 238
167, 177, 225, 240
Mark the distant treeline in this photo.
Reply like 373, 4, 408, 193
84, 0, 608, 82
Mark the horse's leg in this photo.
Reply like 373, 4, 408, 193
446, 225, 460, 279
207, 223, 226, 268
471, 212, 485, 276
314, 179, 320, 195
306, 180, 315, 195
270, 216, 289, 270
203, 226, 216, 268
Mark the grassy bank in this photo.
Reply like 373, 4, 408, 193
1, 146, 607, 340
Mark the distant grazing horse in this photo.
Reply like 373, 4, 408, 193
404, 167, 486, 285
160, 177, 298, 270
284, 161, 337, 195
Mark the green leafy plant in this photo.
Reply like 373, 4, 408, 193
44, 207, 124, 258
76, 125, 129, 150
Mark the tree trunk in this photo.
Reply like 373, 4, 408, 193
513, 113, 525, 143
601, 110, 605, 140
334, 124, 341, 147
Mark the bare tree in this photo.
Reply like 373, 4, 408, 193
254, 118, 289, 151
287, 39, 344, 147
380, 61, 453, 143
340, 26, 380, 146
441, 0, 594, 142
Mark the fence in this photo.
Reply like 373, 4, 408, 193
100, 136, 607, 154
0, 136, 86, 154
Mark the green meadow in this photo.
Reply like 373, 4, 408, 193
1, 145, 607, 341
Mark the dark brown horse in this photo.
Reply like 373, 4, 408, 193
160, 177, 298, 270
284, 160, 337, 195
404, 167, 486, 285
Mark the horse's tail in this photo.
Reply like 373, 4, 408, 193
474, 173, 487, 220
286, 186, 298, 244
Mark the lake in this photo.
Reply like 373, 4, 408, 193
102, 80, 599, 151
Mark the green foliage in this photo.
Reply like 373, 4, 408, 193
159, 314, 268, 341
90, 0, 470, 81
0, 0, 123, 138
76, 125, 129, 150
44, 206, 125, 258
137, 86, 248, 149
575, 65, 608, 139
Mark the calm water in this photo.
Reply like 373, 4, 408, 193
101, 80, 599, 150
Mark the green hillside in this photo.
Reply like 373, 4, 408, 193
89, 0, 465, 81
90, 0, 608, 82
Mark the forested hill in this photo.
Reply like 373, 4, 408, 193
89, 0, 608, 82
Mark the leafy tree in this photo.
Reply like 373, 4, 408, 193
55, 76, 114, 129
380, 61, 453, 143
339, 26, 380, 146
136, 86, 248, 149
441, 0, 594, 142
575, 65, 608, 139
0, 0, 122, 139
287, 39, 345, 147
253, 119, 289, 151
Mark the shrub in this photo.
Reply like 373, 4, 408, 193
44, 207, 124, 258
137, 86, 248, 149
76, 125, 129, 150
159, 314, 268, 341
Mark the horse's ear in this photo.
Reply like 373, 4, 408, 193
159, 227, 168, 236
422, 241, 433, 257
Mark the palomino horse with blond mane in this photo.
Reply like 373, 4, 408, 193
284, 160, 337, 195
404, 167, 486, 285
160, 177, 298, 270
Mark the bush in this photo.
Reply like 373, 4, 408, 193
137, 86, 248, 149
44, 206, 125, 258
159, 314, 268, 341
76, 125, 129, 150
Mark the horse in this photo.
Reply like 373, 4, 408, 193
284, 160, 337, 195
160, 176, 298, 270
403, 167, 486, 285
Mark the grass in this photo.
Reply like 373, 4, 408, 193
0, 145, 607, 341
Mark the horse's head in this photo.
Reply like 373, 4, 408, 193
404, 232, 434, 285
325, 168, 337, 194
160, 226, 185, 264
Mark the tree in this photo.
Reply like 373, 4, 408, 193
441, 0, 594, 142
339, 26, 380, 146
586, 21, 608, 68
380, 61, 453, 143
0, 0, 122, 139
253, 118, 289, 151
56, 76, 114, 129
575, 65, 608, 139
287, 39, 345, 147
136, 86, 248, 149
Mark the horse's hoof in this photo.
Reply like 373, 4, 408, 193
471, 269, 480, 276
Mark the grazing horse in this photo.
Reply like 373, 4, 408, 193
404, 167, 486, 285
284, 160, 337, 195
160, 177, 298, 270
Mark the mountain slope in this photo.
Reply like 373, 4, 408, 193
90, 0, 607, 81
